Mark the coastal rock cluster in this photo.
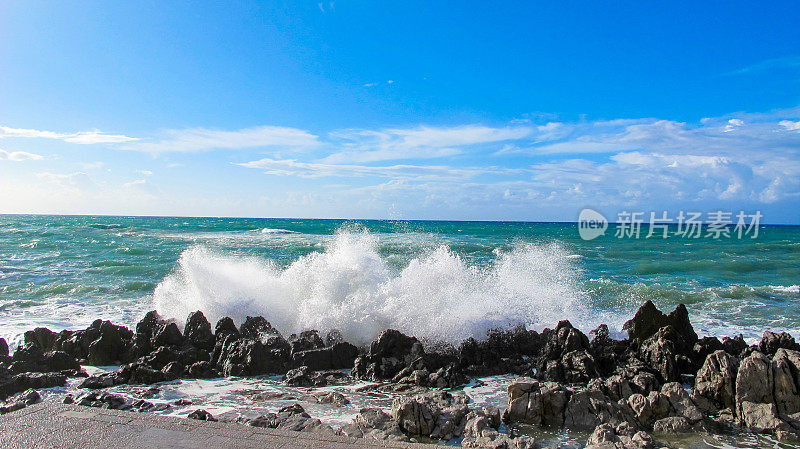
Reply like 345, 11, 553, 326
2, 300, 800, 447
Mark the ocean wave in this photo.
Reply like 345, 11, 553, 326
153, 230, 595, 345
256, 228, 299, 235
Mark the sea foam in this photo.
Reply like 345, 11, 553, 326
152, 230, 595, 345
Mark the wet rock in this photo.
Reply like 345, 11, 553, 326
122, 361, 166, 385
9, 345, 81, 374
184, 311, 215, 351
246, 404, 335, 434
352, 329, 425, 381
0, 372, 67, 400
759, 332, 800, 356
63, 394, 74, 404
188, 361, 218, 379
239, 316, 282, 341
131, 399, 170, 412
78, 391, 130, 410
214, 317, 239, 339
624, 302, 698, 357
693, 350, 739, 411
84, 320, 135, 365
133, 311, 165, 357
0, 338, 8, 358
392, 395, 437, 436
216, 336, 289, 377
772, 349, 800, 417
161, 361, 184, 380
288, 330, 325, 354
505, 377, 569, 427
16, 389, 42, 405
291, 342, 359, 371
544, 349, 600, 384
78, 372, 125, 389
188, 409, 216, 421
284, 366, 326, 387
325, 330, 344, 347
23, 327, 58, 352
591, 325, 631, 378
586, 423, 656, 449
652, 416, 690, 433
305, 391, 350, 405
692, 337, 724, 368
151, 322, 183, 348
338, 408, 408, 442
721, 335, 748, 357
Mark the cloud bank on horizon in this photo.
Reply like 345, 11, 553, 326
1, 108, 799, 222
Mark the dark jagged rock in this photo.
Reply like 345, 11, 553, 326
161, 361, 184, 380
457, 326, 540, 376
188, 409, 216, 421
240, 316, 281, 341
78, 391, 130, 410
188, 361, 218, 378
216, 336, 289, 376
0, 372, 66, 400
759, 331, 800, 356
214, 317, 239, 339
352, 329, 425, 381
505, 378, 570, 426
291, 342, 359, 371
591, 324, 630, 378
120, 361, 166, 385
722, 335, 749, 357
47, 320, 134, 365
623, 301, 698, 351
288, 330, 325, 354
692, 336, 724, 368
8, 344, 81, 374
78, 372, 125, 389
0, 338, 8, 358
284, 366, 325, 387
324, 329, 344, 347
132, 311, 163, 357
184, 311, 215, 351
585, 423, 656, 449
23, 327, 58, 352
151, 322, 183, 348
536, 321, 599, 383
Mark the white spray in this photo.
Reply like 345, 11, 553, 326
152, 230, 595, 345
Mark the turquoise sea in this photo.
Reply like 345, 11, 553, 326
1, 214, 798, 348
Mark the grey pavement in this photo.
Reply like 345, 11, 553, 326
0, 402, 446, 449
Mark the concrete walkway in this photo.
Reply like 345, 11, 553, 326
0, 402, 446, 449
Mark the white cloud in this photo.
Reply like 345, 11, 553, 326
124, 126, 320, 153
0, 149, 44, 161
237, 158, 500, 180
137, 170, 153, 176
37, 172, 98, 191
324, 124, 533, 163
124, 179, 147, 188
0, 126, 137, 144
780, 120, 800, 131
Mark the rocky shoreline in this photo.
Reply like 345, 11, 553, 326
2, 300, 800, 448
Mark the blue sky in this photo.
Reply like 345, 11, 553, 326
1, 1, 799, 222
